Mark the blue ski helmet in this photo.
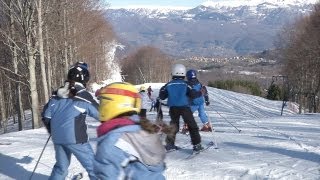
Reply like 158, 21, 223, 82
186, 69, 197, 80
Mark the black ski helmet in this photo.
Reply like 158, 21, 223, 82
67, 62, 90, 85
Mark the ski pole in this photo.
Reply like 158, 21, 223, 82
205, 104, 218, 148
215, 110, 241, 133
208, 119, 218, 149
29, 135, 51, 180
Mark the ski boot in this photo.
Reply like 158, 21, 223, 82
193, 143, 204, 154
165, 144, 180, 152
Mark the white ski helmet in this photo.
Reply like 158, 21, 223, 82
171, 64, 186, 77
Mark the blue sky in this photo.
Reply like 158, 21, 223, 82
105, 0, 209, 9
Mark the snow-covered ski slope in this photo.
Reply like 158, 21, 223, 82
0, 85, 319, 180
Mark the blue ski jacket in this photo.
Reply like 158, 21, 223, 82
159, 78, 202, 107
187, 78, 209, 105
42, 95, 99, 144
94, 116, 166, 180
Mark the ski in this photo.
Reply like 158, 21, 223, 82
179, 129, 214, 135
185, 141, 216, 159
166, 147, 181, 153
166, 141, 217, 157
71, 172, 83, 180
165, 143, 192, 154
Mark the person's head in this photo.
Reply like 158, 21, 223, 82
186, 69, 197, 81
171, 64, 186, 79
67, 62, 90, 87
98, 82, 141, 122
139, 86, 146, 92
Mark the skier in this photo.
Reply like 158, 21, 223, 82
181, 69, 212, 133
94, 82, 173, 180
149, 98, 156, 112
155, 97, 166, 122
147, 85, 153, 98
159, 64, 204, 152
139, 86, 150, 118
42, 62, 98, 180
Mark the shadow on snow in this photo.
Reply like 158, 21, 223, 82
0, 153, 49, 180
225, 142, 320, 163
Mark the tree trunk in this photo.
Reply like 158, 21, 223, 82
10, 0, 24, 131
16, 83, 24, 131
37, 0, 49, 103
63, 5, 69, 73
45, 25, 52, 93
7, 82, 15, 124
27, 33, 40, 129
0, 72, 6, 131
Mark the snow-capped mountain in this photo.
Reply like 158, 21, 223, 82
106, 1, 318, 57
201, 0, 318, 8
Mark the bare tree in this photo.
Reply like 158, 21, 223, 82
0, 0, 116, 132
121, 46, 173, 84
279, 3, 320, 113
35, 0, 49, 102
0, 71, 6, 130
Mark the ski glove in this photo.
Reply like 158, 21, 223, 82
205, 101, 210, 106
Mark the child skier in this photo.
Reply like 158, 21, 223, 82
149, 98, 156, 112
94, 82, 173, 180
181, 69, 212, 133
42, 62, 98, 180
147, 85, 153, 98
159, 64, 204, 152
155, 97, 164, 121
139, 86, 150, 118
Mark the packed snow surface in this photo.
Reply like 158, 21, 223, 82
0, 85, 319, 179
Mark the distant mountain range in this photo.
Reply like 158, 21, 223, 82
105, 1, 317, 57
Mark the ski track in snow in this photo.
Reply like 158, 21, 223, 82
0, 86, 320, 180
